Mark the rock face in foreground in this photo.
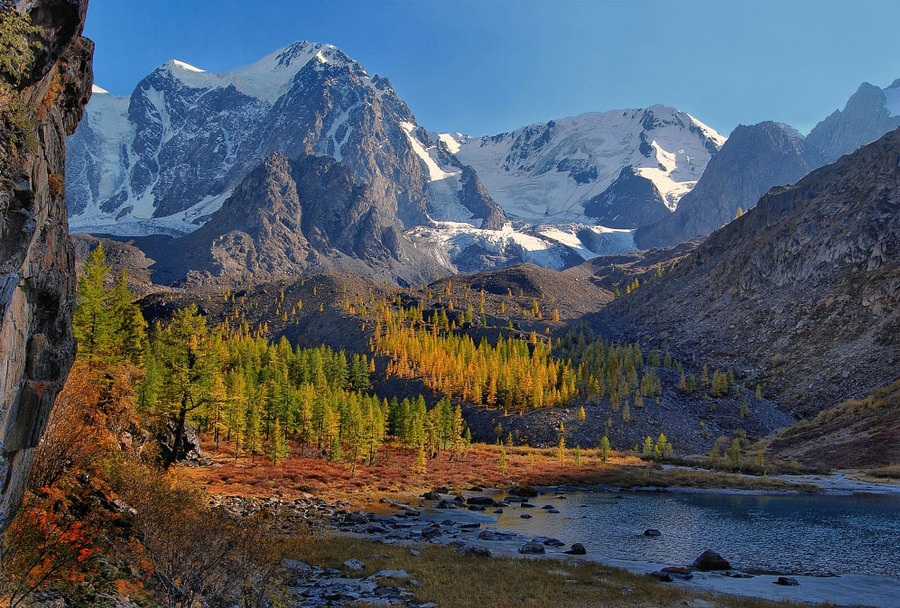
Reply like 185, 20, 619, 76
597, 127, 900, 417
0, 0, 92, 539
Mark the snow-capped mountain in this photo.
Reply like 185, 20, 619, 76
66, 41, 735, 283
65, 41, 502, 236
445, 106, 725, 224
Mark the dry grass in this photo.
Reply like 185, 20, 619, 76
182, 440, 815, 506
283, 533, 824, 608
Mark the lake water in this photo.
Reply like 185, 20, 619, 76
492, 490, 900, 578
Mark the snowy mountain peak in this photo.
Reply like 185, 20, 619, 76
448, 105, 725, 222
165, 59, 205, 73
91, 84, 108, 94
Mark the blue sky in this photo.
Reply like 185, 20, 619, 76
84, 0, 900, 137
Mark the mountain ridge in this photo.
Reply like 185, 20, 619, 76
592, 126, 900, 417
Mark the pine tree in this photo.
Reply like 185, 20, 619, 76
598, 435, 610, 463
413, 443, 428, 474
728, 438, 742, 471
150, 305, 217, 467
654, 433, 669, 460
73, 244, 114, 367
245, 401, 262, 461
573, 445, 582, 467
267, 419, 290, 465
498, 444, 508, 475
642, 436, 654, 458
577, 406, 586, 422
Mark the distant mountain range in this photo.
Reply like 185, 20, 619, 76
65, 40, 900, 284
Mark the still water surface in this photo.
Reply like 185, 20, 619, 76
493, 491, 900, 577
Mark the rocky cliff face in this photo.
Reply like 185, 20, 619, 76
635, 122, 825, 249
134, 152, 448, 288
0, 0, 92, 540
595, 127, 900, 417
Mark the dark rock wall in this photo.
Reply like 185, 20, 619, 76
0, 0, 92, 541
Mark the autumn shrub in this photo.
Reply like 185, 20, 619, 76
0, 486, 107, 607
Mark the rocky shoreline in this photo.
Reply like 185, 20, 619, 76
211, 483, 900, 608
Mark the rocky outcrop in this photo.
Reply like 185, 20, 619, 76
0, 0, 92, 541
635, 122, 825, 249
583, 165, 670, 229
456, 166, 506, 230
807, 81, 900, 163
596, 127, 900, 418
134, 152, 448, 287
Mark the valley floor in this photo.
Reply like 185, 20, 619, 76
182, 440, 817, 506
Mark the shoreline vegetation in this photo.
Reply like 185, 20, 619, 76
183, 440, 822, 506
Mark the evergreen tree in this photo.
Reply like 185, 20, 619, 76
150, 305, 218, 467
73, 244, 114, 367
598, 435, 610, 463
245, 400, 262, 460
267, 419, 290, 465
642, 436, 654, 458
728, 438, 742, 471
654, 433, 669, 459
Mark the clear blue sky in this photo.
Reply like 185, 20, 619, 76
84, 0, 900, 137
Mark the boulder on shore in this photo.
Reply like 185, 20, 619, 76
518, 541, 546, 555
692, 549, 732, 571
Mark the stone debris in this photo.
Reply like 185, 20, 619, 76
285, 561, 430, 608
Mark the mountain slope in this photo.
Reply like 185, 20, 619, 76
634, 122, 826, 249
449, 105, 725, 223
134, 152, 447, 287
807, 80, 900, 163
594, 127, 900, 417
65, 41, 500, 236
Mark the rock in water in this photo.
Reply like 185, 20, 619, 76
0, 0, 93, 549
692, 549, 732, 571
774, 576, 800, 586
